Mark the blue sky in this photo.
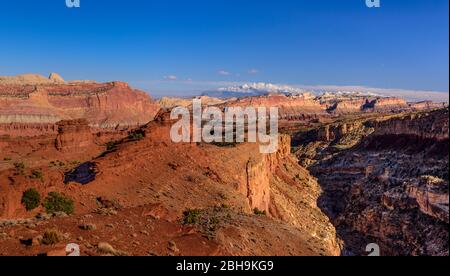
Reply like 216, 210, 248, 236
0, 0, 448, 98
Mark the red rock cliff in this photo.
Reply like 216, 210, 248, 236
0, 75, 160, 134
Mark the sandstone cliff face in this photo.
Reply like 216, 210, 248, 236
223, 94, 329, 121
222, 93, 439, 123
158, 96, 227, 109
295, 108, 449, 256
383, 176, 449, 224
371, 109, 449, 141
55, 119, 94, 152
0, 123, 57, 137
409, 101, 447, 111
370, 97, 409, 112
0, 76, 160, 136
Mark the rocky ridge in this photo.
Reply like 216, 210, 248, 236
0, 74, 160, 134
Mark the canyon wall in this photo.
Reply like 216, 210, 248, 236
296, 108, 449, 256
55, 119, 94, 152
0, 74, 160, 136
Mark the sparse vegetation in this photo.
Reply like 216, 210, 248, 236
183, 209, 202, 224
106, 141, 120, 152
14, 162, 26, 175
43, 192, 74, 215
21, 188, 41, 211
49, 160, 66, 168
3, 157, 12, 161
41, 229, 62, 245
128, 132, 144, 141
30, 170, 44, 182
253, 208, 267, 216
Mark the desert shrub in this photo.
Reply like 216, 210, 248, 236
3, 157, 12, 161
43, 192, 74, 215
183, 209, 202, 224
106, 141, 120, 151
41, 229, 62, 245
253, 208, 267, 216
49, 160, 66, 168
128, 132, 144, 141
30, 170, 44, 182
21, 188, 41, 211
14, 162, 26, 175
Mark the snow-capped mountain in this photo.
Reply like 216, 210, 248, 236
203, 82, 309, 98
202, 82, 384, 99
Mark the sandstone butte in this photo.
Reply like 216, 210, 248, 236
0, 73, 160, 136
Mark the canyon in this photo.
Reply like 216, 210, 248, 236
294, 109, 449, 255
0, 74, 448, 256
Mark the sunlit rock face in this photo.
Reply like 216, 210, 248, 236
0, 74, 160, 136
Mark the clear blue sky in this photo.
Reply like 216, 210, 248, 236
0, 0, 448, 97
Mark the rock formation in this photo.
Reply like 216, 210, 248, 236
55, 119, 94, 152
295, 108, 449, 256
0, 110, 340, 256
0, 74, 160, 135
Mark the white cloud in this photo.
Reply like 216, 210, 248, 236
133, 79, 449, 103
248, 69, 258, 75
291, 84, 449, 103
218, 70, 231, 76
164, 75, 178, 81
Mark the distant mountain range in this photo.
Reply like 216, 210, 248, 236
202, 82, 306, 98
202, 82, 449, 103
202, 82, 381, 99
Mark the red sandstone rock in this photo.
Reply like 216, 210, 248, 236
0, 78, 160, 135
55, 119, 94, 152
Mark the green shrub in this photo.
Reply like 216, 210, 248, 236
41, 229, 62, 245
21, 188, 41, 211
106, 141, 120, 151
128, 132, 144, 141
253, 208, 267, 216
30, 170, 44, 182
43, 192, 74, 215
183, 209, 202, 224
14, 162, 26, 175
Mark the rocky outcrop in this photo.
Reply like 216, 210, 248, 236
316, 122, 368, 142
48, 73, 65, 84
223, 94, 330, 121
370, 97, 409, 112
0, 73, 64, 85
158, 96, 227, 109
409, 101, 447, 111
383, 176, 449, 224
371, 109, 449, 141
222, 93, 440, 122
55, 119, 93, 152
244, 135, 292, 213
327, 97, 409, 114
295, 108, 449, 256
0, 123, 57, 137
0, 75, 160, 135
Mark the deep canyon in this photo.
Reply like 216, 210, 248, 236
0, 74, 448, 256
